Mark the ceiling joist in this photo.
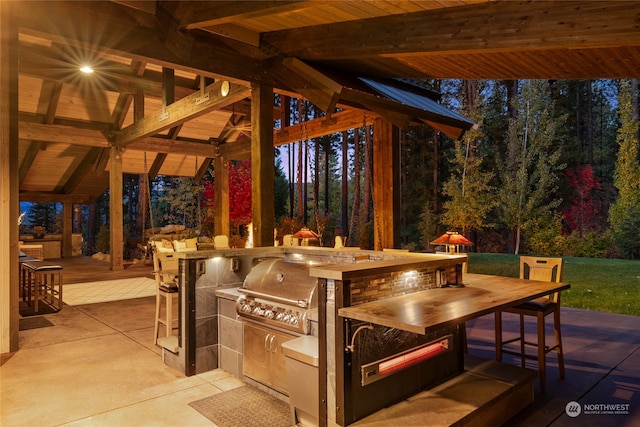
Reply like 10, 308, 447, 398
114, 81, 250, 146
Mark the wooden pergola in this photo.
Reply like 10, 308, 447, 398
3, 0, 640, 352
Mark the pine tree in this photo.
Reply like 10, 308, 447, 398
496, 80, 566, 254
608, 80, 640, 258
441, 81, 495, 238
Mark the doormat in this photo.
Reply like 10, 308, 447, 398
19, 301, 59, 317
19, 316, 54, 331
189, 385, 291, 427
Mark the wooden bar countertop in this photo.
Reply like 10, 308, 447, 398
338, 273, 570, 335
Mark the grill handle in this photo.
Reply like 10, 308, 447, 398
237, 288, 309, 308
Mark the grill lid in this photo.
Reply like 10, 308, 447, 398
241, 259, 319, 308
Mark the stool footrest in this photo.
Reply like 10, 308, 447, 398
157, 335, 179, 354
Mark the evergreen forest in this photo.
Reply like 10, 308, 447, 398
21, 79, 640, 260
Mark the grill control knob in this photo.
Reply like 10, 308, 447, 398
283, 313, 291, 323
252, 306, 263, 316
275, 312, 284, 321
290, 316, 299, 326
264, 309, 274, 319
241, 304, 252, 313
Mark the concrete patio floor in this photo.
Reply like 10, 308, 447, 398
2, 268, 639, 426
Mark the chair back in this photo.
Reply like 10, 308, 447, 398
213, 235, 231, 250
520, 256, 563, 301
153, 250, 179, 285
282, 234, 299, 246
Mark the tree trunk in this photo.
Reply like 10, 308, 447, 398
362, 124, 372, 248
350, 129, 361, 245
297, 100, 304, 222
341, 130, 349, 237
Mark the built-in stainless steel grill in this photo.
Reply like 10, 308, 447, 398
236, 258, 319, 335
237, 258, 321, 395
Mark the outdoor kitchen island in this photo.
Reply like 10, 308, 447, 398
309, 260, 570, 427
170, 248, 567, 426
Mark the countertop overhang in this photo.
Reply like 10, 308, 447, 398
338, 273, 570, 335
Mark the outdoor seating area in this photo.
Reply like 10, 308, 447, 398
3, 255, 639, 426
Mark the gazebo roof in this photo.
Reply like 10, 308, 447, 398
10, 0, 640, 204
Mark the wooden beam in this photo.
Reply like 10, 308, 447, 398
15, 1, 279, 87
251, 83, 275, 247
178, 1, 310, 29
62, 148, 102, 194
20, 122, 109, 147
274, 109, 377, 146
220, 108, 380, 159
62, 202, 73, 257
109, 146, 124, 271
195, 157, 212, 182
19, 122, 221, 157
0, 0, 20, 353
213, 156, 230, 237
18, 141, 42, 185
19, 191, 97, 204
281, 58, 342, 112
115, 80, 250, 146
372, 118, 400, 250
264, 1, 640, 59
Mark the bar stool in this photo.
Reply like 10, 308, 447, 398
153, 251, 179, 345
495, 256, 565, 393
21, 261, 63, 313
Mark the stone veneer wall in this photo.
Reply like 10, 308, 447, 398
349, 265, 457, 306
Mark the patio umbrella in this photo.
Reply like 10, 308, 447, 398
294, 227, 319, 246
293, 227, 319, 239
431, 231, 472, 254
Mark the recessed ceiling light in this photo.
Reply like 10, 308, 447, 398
80, 65, 94, 74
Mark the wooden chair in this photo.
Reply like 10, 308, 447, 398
213, 235, 231, 250
152, 250, 179, 346
282, 234, 299, 247
495, 256, 566, 393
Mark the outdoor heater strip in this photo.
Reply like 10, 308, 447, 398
360, 335, 452, 386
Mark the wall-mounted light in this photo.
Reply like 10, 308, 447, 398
220, 81, 230, 97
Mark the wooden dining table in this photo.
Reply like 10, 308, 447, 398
338, 273, 570, 335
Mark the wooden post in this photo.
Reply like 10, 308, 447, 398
109, 146, 124, 270
62, 202, 73, 257
0, 0, 20, 352
251, 83, 275, 247
372, 118, 400, 250
213, 155, 230, 237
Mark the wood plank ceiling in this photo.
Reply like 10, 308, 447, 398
12, 0, 640, 204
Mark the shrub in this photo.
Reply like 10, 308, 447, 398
562, 230, 615, 258
96, 224, 110, 254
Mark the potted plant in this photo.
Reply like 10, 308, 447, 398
32, 226, 45, 239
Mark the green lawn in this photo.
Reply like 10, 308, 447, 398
466, 253, 640, 316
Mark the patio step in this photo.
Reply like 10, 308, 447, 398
352, 355, 536, 426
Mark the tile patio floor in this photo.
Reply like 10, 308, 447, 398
2, 262, 639, 426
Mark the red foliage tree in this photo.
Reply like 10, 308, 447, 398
563, 164, 602, 235
202, 160, 253, 234
229, 160, 252, 228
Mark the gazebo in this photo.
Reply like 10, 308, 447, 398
2, 0, 639, 355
